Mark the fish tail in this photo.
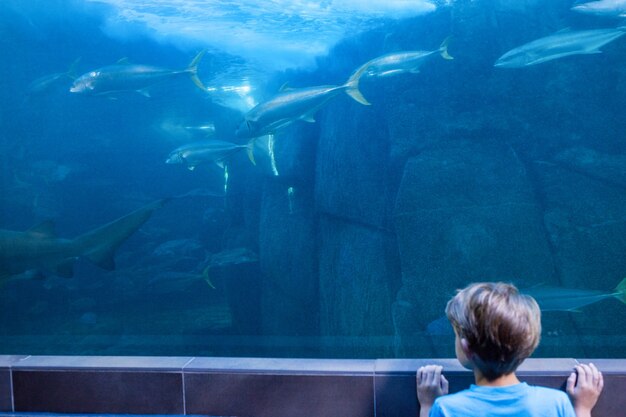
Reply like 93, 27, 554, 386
616, 277, 626, 304
76, 199, 165, 270
246, 140, 257, 166
344, 61, 371, 105
202, 265, 216, 289
439, 36, 453, 60
187, 49, 207, 91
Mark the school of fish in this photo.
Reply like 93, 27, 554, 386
6, 0, 626, 307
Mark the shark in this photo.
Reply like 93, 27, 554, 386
0, 199, 165, 282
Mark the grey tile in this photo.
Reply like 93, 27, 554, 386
185, 371, 374, 417
0, 356, 29, 368
11, 355, 192, 371
574, 359, 626, 373
518, 358, 579, 374
12, 370, 183, 414
0, 370, 11, 412
375, 358, 465, 374
185, 357, 374, 374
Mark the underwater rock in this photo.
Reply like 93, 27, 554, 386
318, 216, 399, 357
392, 139, 555, 355
258, 179, 318, 337
533, 161, 626, 341
315, 98, 394, 229
555, 147, 626, 188
79, 312, 98, 325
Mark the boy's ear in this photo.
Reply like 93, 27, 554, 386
460, 338, 473, 358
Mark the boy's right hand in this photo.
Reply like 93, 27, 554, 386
416, 365, 449, 407
566, 363, 603, 417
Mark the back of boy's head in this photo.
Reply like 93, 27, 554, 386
446, 282, 541, 381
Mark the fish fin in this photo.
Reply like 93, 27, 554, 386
187, 164, 196, 171
202, 265, 215, 289
66, 57, 81, 79
279, 82, 292, 92
344, 60, 372, 105
137, 88, 151, 98
616, 277, 626, 304
301, 113, 316, 123
117, 57, 131, 64
28, 220, 56, 237
187, 50, 207, 91
55, 259, 75, 278
215, 160, 225, 169
439, 36, 454, 60
246, 140, 256, 165
76, 200, 163, 271
85, 249, 116, 271
379, 69, 406, 77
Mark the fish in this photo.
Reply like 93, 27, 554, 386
572, 0, 626, 18
70, 50, 206, 96
494, 27, 626, 67
235, 64, 370, 139
0, 199, 165, 282
208, 247, 258, 268
522, 277, 626, 312
165, 140, 255, 170
356, 37, 453, 78
27, 58, 80, 96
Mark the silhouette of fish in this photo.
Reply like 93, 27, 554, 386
495, 27, 626, 67
0, 199, 165, 282
70, 51, 206, 96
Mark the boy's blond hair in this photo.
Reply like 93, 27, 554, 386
446, 282, 541, 381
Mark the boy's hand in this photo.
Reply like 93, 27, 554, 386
417, 364, 449, 416
566, 363, 603, 417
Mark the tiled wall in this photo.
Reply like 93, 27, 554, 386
1, 356, 624, 417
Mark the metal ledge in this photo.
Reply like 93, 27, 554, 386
1, 356, 625, 417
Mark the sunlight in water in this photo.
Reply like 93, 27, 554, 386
87, 0, 437, 70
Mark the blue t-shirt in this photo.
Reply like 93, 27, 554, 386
429, 382, 576, 417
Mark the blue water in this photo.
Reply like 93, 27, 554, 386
1, 0, 626, 359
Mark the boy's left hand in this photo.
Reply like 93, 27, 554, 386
566, 362, 603, 416
417, 365, 449, 407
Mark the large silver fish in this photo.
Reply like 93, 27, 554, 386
235, 64, 370, 139
494, 27, 626, 67
70, 50, 206, 96
0, 200, 164, 281
166, 140, 255, 170
523, 278, 626, 312
356, 37, 453, 78
572, 0, 626, 18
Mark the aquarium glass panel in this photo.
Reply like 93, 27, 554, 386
1, 0, 625, 358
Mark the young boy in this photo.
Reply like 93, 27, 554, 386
416, 282, 604, 417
